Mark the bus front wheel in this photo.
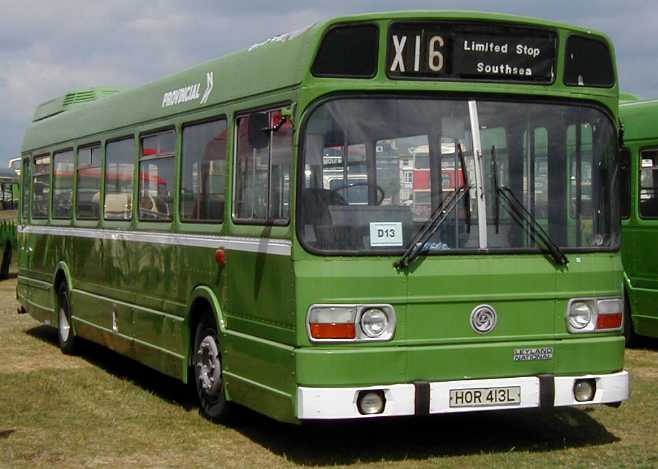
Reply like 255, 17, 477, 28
193, 313, 230, 421
57, 283, 77, 354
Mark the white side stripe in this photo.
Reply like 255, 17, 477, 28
17, 225, 292, 256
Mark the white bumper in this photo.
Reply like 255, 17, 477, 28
296, 371, 629, 419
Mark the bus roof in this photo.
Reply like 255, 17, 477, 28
621, 99, 658, 142
21, 10, 616, 154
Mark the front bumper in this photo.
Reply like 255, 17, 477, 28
296, 370, 629, 419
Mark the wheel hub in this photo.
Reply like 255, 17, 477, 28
195, 335, 221, 395
59, 307, 70, 342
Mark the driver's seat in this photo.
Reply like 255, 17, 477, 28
300, 188, 345, 248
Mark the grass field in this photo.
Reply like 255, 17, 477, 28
0, 210, 16, 221
1, 277, 657, 468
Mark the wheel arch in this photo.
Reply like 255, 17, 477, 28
53, 261, 73, 292
623, 271, 634, 317
184, 286, 226, 383
52, 261, 73, 312
52, 261, 77, 340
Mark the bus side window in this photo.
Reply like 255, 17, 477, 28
639, 149, 658, 218
181, 119, 227, 222
234, 109, 292, 224
32, 154, 50, 219
139, 130, 176, 222
77, 145, 101, 220
21, 157, 30, 222
620, 148, 631, 219
105, 137, 135, 221
53, 149, 74, 219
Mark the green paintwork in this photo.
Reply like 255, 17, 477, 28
620, 92, 641, 104
621, 99, 658, 339
0, 220, 17, 247
31, 87, 126, 123
0, 219, 17, 279
16, 11, 623, 424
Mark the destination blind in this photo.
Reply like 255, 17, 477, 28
387, 23, 556, 83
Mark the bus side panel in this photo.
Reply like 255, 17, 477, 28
128, 239, 186, 351
223, 330, 297, 424
70, 235, 110, 330
19, 274, 55, 325
626, 286, 658, 338
623, 223, 658, 338
225, 249, 296, 343
22, 232, 57, 323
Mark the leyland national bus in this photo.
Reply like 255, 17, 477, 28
620, 98, 658, 342
17, 11, 629, 424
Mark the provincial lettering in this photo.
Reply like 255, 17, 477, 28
161, 82, 202, 108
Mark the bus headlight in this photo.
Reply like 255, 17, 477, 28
566, 298, 623, 333
568, 301, 594, 331
360, 308, 389, 338
307, 304, 396, 342
308, 305, 357, 340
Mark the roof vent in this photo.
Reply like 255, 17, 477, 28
32, 87, 125, 122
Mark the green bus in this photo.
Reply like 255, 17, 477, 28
0, 166, 19, 211
17, 11, 628, 423
1, 164, 19, 278
620, 98, 658, 342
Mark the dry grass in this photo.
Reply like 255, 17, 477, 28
1, 276, 658, 468
0, 210, 16, 221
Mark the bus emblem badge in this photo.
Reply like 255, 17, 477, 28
470, 305, 497, 334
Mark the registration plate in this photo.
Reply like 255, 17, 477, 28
449, 386, 521, 408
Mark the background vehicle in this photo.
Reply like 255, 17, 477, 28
0, 163, 18, 278
17, 12, 627, 424
620, 98, 658, 342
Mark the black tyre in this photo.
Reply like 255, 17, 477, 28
0, 242, 10, 280
193, 312, 231, 421
57, 282, 77, 354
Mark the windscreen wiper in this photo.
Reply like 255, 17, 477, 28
491, 146, 500, 234
497, 185, 569, 267
489, 145, 566, 266
395, 144, 470, 270
458, 142, 471, 233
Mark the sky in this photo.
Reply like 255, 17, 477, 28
2, 0, 657, 168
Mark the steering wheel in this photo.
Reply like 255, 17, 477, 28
329, 182, 385, 205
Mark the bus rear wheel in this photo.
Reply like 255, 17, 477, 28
57, 283, 77, 354
193, 314, 230, 421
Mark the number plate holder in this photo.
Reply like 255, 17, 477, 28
449, 386, 521, 408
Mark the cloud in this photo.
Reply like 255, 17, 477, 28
2, 0, 658, 166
